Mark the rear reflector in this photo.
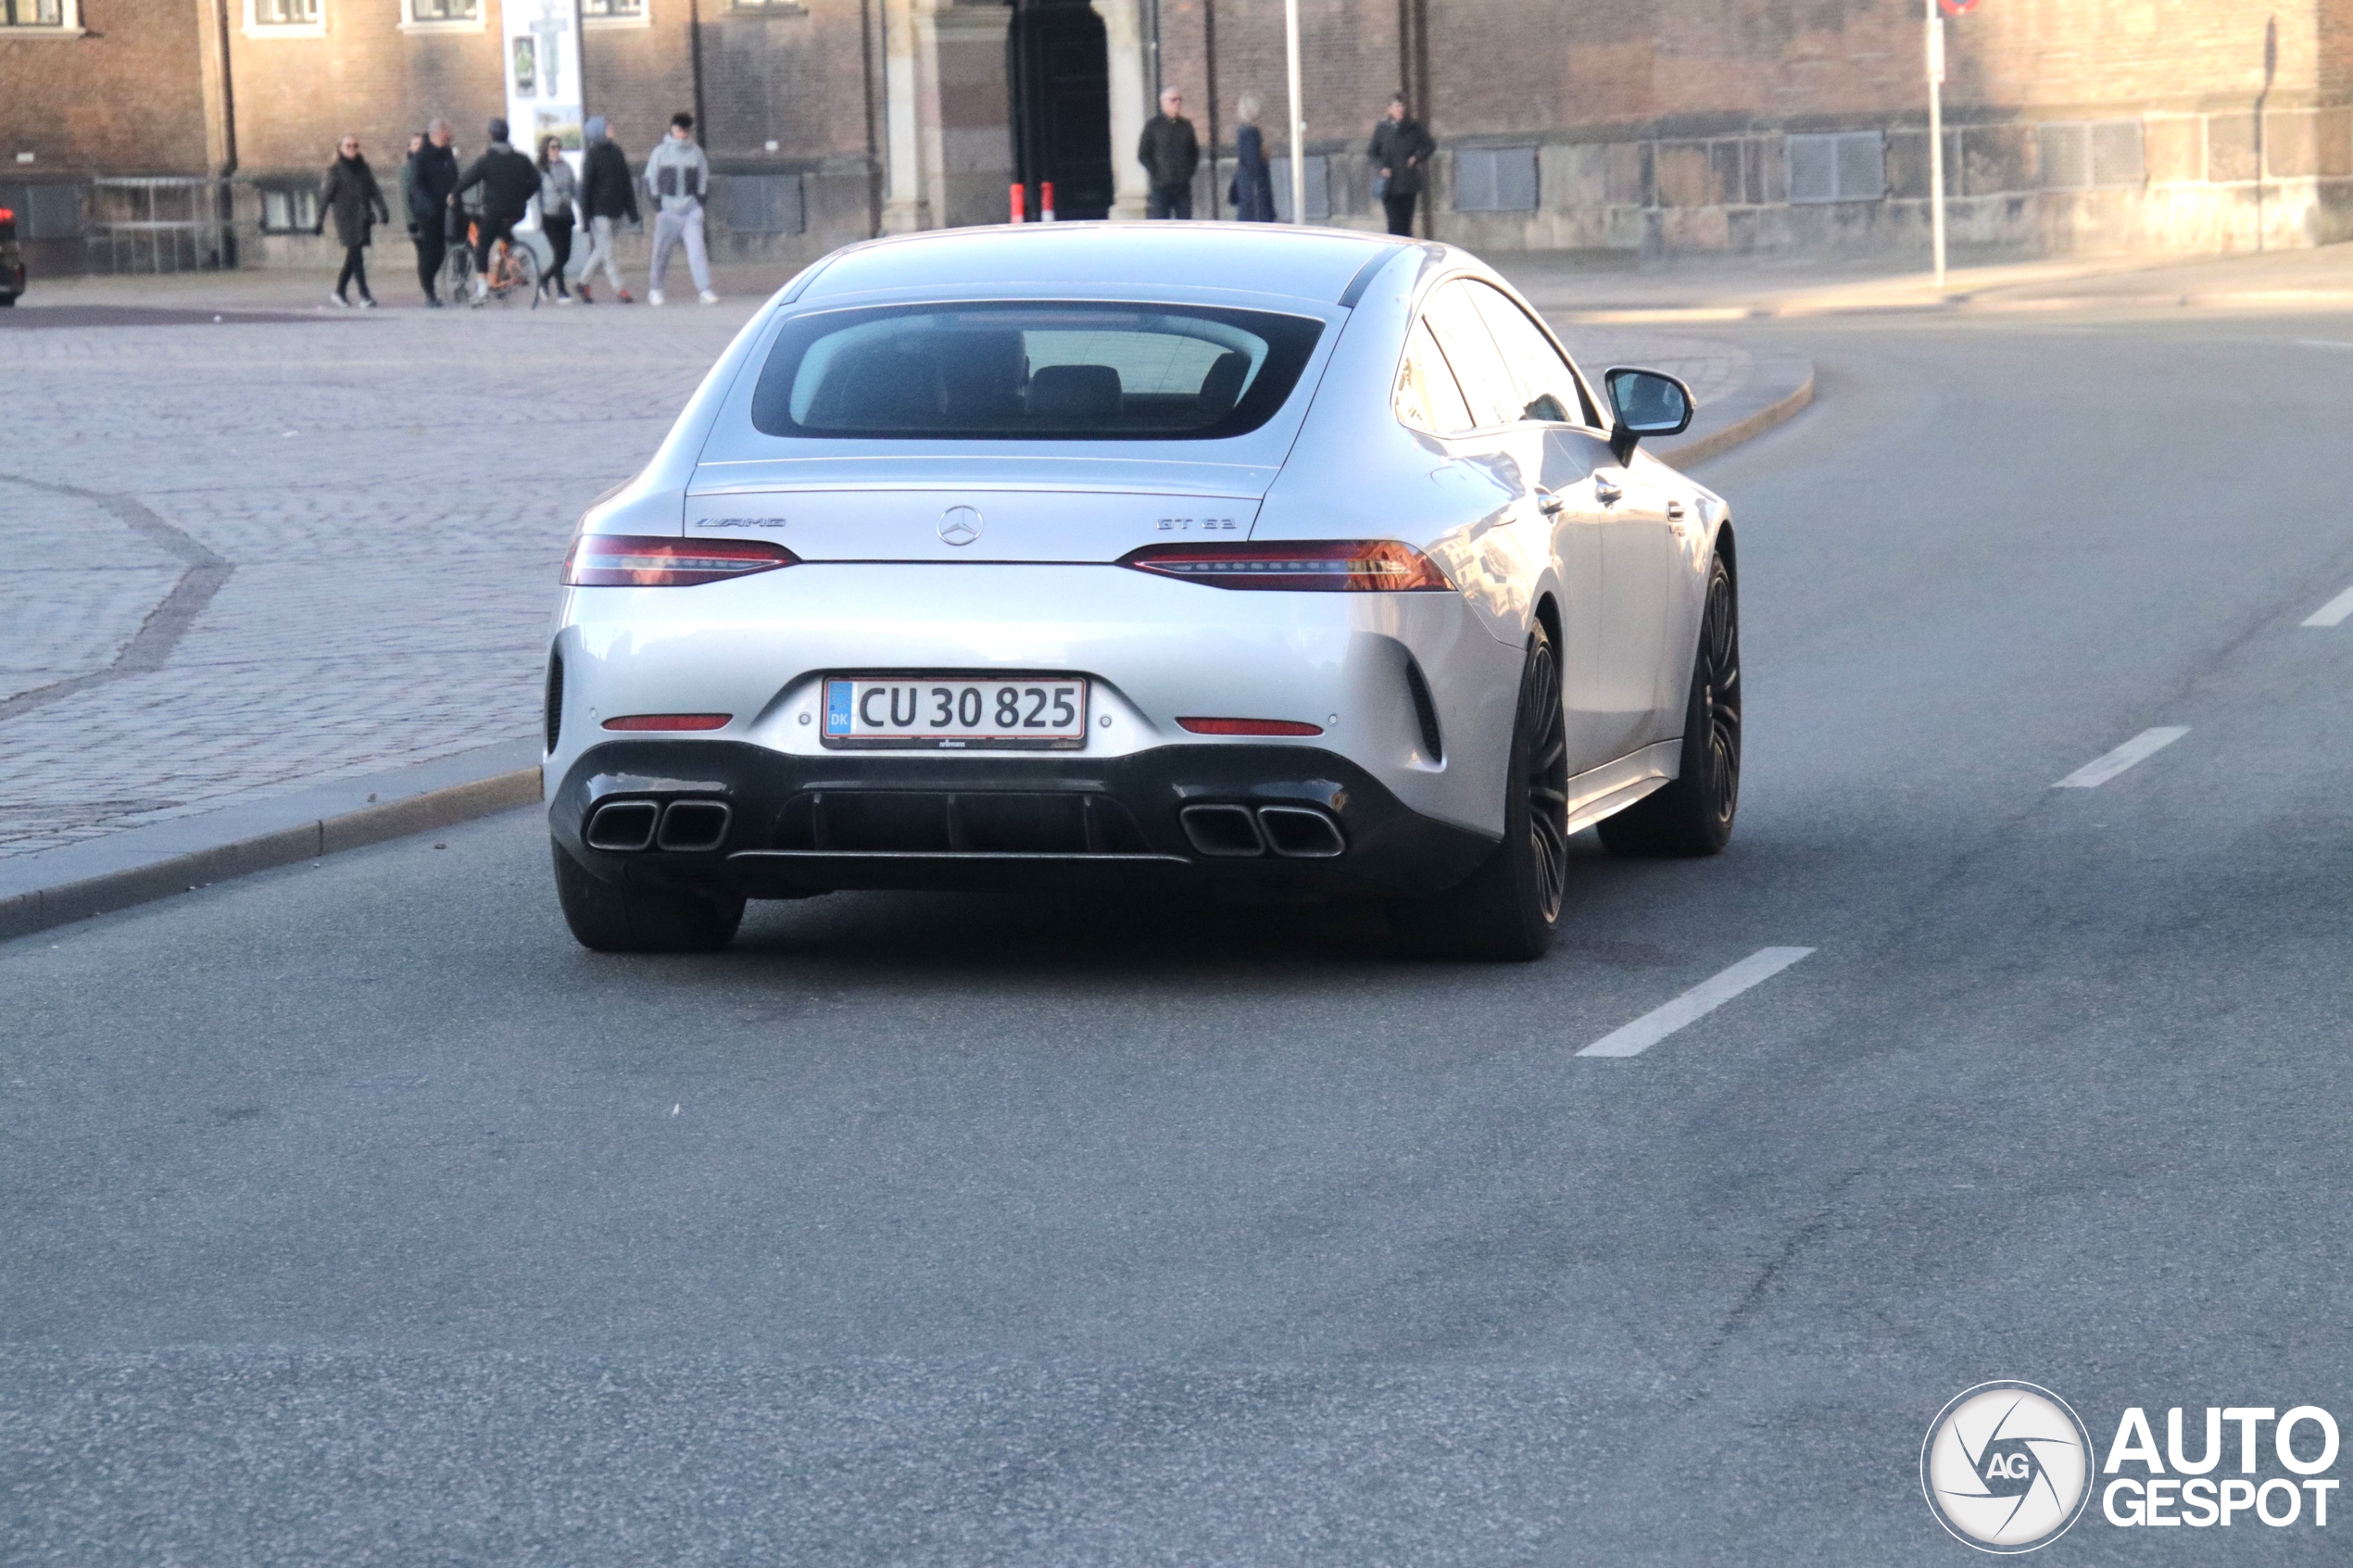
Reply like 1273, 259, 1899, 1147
1177, 717, 1324, 736
1120, 540, 1453, 592
602, 713, 732, 732
563, 533, 799, 587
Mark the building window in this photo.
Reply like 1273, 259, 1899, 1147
1, 0, 71, 25
259, 185, 320, 233
1786, 131, 1885, 204
1453, 145, 1539, 213
582, 0, 644, 18
246, 0, 320, 25
724, 172, 804, 234
410, 0, 477, 18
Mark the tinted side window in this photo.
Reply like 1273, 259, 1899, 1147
1419, 281, 1520, 430
1394, 319, 1476, 434
1467, 282, 1592, 426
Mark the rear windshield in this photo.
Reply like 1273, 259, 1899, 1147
749, 302, 1326, 441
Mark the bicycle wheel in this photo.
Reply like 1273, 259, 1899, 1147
442, 244, 472, 304
511, 246, 542, 309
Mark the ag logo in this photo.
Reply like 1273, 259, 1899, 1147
1922, 1382, 2093, 1553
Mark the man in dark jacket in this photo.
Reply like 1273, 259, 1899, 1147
407, 118, 459, 306
575, 114, 638, 303
1368, 94, 1435, 237
449, 118, 540, 305
1138, 88, 1201, 220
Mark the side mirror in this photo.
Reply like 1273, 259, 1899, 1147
1604, 367, 1693, 463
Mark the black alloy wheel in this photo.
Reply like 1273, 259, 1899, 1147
1598, 548, 1740, 857
1394, 620, 1569, 960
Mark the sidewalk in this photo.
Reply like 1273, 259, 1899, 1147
1492, 241, 2353, 322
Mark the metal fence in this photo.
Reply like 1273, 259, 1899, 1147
84, 177, 236, 275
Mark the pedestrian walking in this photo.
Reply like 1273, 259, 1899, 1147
1139, 88, 1201, 220
449, 118, 538, 306
408, 119, 459, 307
1228, 95, 1275, 221
315, 134, 389, 307
396, 131, 423, 249
1368, 94, 1434, 237
644, 112, 715, 306
576, 115, 637, 304
535, 134, 579, 305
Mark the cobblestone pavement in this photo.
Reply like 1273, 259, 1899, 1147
0, 283, 1753, 864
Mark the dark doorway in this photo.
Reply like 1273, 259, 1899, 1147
1008, 0, 1114, 221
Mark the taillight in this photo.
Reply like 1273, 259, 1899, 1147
561, 533, 799, 587
1119, 540, 1453, 591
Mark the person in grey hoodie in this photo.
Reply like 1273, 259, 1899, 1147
643, 111, 714, 306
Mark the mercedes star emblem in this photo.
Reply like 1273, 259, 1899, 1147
937, 506, 984, 546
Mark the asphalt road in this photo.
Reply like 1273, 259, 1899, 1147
7, 307, 2353, 1565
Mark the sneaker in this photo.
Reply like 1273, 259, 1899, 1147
556, 293, 575, 306
698, 290, 719, 306
616, 288, 635, 305
648, 288, 665, 307
330, 292, 351, 307
577, 282, 595, 304
425, 296, 445, 308
359, 296, 378, 309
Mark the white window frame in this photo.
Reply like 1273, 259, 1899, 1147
243, 0, 324, 38
398, 0, 484, 32
0, 0, 83, 36
582, 0, 650, 29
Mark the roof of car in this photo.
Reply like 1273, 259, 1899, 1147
792, 222, 1416, 308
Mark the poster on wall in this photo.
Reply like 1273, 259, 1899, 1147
501, 0, 585, 169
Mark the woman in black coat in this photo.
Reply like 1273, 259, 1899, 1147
318, 136, 390, 307
1228, 94, 1276, 221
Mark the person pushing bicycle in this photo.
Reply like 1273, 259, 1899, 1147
448, 119, 540, 307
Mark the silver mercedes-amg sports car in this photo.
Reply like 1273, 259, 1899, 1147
543, 222, 1739, 959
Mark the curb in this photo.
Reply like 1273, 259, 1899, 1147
1656, 360, 1815, 468
0, 767, 542, 943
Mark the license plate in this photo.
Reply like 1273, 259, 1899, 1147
822, 675, 1089, 749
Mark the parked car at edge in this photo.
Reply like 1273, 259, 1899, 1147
0, 202, 24, 305
542, 223, 1740, 959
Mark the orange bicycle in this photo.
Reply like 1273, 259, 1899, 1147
445, 220, 542, 308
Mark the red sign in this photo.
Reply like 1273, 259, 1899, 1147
1939, 0, 1978, 14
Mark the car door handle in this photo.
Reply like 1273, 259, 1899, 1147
1534, 487, 1567, 518
1592, 475, 1623, 506
1665, 500, 1686, 520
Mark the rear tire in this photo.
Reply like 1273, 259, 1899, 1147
1392, 621, 1568, 961
1597, 549, 1740, 858
552, 840, 744, 953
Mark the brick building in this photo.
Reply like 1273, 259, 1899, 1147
2, 0, 2348, 279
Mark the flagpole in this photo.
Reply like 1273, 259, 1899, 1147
1928, 0, 1947, 288
1284, 0, 1305, 223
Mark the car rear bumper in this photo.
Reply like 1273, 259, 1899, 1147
549, 737, 1500, 900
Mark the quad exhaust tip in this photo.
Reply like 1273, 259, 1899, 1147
1178, 803, 1345, 859
585, 798, 733, 854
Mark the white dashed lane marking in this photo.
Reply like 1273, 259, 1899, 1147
2052, 726, 2189, 789
2302, 585, 2353, 628
1577, 947, 1816, 1059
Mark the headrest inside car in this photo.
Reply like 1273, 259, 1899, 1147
1027, 363, 1123, 424
1196, 350, 1252, 416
